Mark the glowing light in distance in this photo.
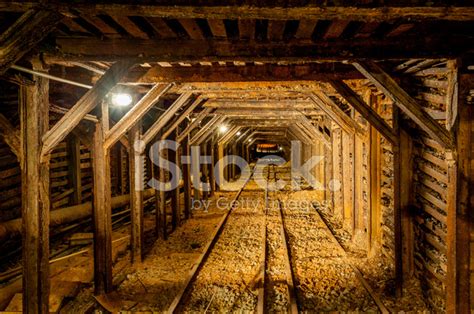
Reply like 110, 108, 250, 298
219, 125, 228, 133
236, 131, 241, 136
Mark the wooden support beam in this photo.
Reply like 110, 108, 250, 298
158, 144, 168, 239
208, 141, 216, 197
47, 36, 471, 63
218, 126, 241, 146
399, 128, 414, 281
353, 61, 454, 149
368, 97, 382, 255
129, 122, 144, 263
104, 83, 172, 149
0, 113, 21, 159
392, 107, 403, 297
161, 96, 204, 140
42, 60, 135, 158
0, 9, 61, 75
176, 107, 212, 143
67, 134, 82, 205
150, 135, 162, 237
341, 131, 354, 232
91, 121, 113, 294
189, 116, 223, 145
308, 91, 365, 138
330, 80, 398, 145
170, 130, 179, 230
5, 3, 474, 21
446, 73, 472, 313
182, 135, 192, 219
297, 118, 331, 148
142, 92, 192, 145
20, 74, 50, 313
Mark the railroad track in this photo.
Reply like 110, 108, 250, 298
168, 163, 388, 313
167, 165, 260, 313
258, 164, 300, 313
311, 204, 390, 314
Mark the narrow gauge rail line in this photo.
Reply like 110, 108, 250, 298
259, 165, 299, 313
167, 166, 257, 313
312, 205, 390, 314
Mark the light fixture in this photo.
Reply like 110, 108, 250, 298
236, 131, 241, 136
111, 93, 133, 107
219, 125, 228, 133
248, 138, 252, 142
279, 146, 283, 151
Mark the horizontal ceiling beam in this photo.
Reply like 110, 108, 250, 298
135, 63, 363, 82
46, 36, 471, 62
3, 2, 474, 21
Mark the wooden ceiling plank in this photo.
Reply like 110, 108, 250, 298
207, 19, 227, 38
238, 19, 255, 40
295, 19, 318, 39
146, 17, 177, 38
386, 23, 415, 37
354, 21, 380, 38
110, 15, 149, 39
0, 9, 62, 75
41, 60, 136, 157
268, 20, 286, 41
179, 18, 205, 40
323, 20, 350, 39
81, 15, 120, 38
104, 83, 173, 149
330, 80, 398, 144
353, 61, 454, 148
61, 17, 89, 34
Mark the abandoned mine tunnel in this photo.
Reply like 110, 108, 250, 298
0, 1, 473, 313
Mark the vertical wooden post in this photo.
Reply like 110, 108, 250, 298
446, 72, 472, 313
342, 131, 354, 231
369, 95, 381, 255
159, 146, 168, 239
209, 141, 216, 196
217, 144, 225, 189
392, 107, 403, 297
201, 142, 209, 200
91, 121, 113, 294
150, 137, 161, 237
129, 122, 144, 263
170, 130, 179, 230
183, 135, 192, 219
324, 142, 334, 210
399, 128, 414, 280
191, 145, 201, 200
354, 131, 364, 232
20, 76, 51, 313
332, 126, 343, 217
67, 134, 82, 205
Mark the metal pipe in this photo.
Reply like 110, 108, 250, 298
10, 65, 93, 89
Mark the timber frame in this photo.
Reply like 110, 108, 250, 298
0, 1, 472, 312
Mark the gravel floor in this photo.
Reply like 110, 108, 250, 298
179, 187, 266, 312
278, 190, 379, 312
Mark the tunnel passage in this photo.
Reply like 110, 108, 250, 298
0, 2, 473, 313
